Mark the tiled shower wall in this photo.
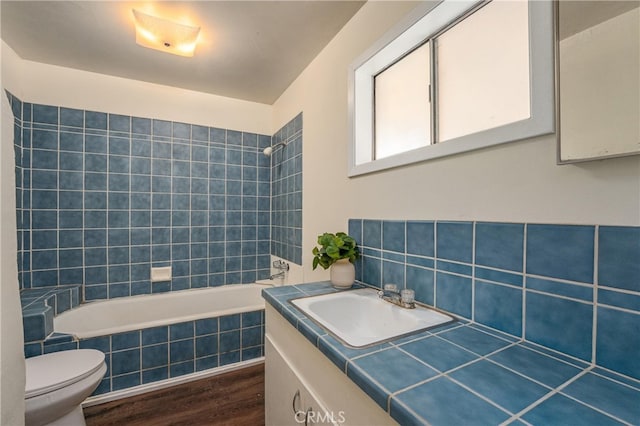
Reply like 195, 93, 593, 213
349, 219, 640, 381
270, 113, 303, 265
10, 93, 24, 280
10, 91, 274, 299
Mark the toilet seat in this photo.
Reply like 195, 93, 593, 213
25, 349, 105, 399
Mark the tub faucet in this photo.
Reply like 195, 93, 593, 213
273, 260, 290, 272
378, 284, 415, 309
269, 260, 289, 281
269, 271, 286, 280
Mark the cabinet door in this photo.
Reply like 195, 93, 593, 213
299, 388, 339, 426
266, 337, 337, 426
265, 337, 307, 426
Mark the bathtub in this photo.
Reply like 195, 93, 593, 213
55, 283, 269, 338
52, 283, 271, 399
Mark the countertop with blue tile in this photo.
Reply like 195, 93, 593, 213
263, 282, 640, 426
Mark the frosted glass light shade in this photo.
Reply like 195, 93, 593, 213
132, 9, 201, 57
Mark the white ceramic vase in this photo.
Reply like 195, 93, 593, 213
330, 259, 355, 289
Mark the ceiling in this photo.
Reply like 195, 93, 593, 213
1, 1, 365, 104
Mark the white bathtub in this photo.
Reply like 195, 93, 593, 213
55, 283, 270, 339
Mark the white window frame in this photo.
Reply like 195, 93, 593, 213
348, 0, 555, 177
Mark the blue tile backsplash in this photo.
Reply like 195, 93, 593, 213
9, 91, 304, 301
350, 218, 640, 380
526, 224, 595, 284
475, 222, 524, 272
598, 226, 640, 293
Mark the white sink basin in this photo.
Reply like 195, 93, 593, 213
291, 288, 454, 348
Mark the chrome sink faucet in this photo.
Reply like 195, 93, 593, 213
378, 284, 416, 309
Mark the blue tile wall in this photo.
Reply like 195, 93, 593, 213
271, 113, 302, 265
24, 310, 264, 395
350, 218, 640, 380
598, 226, 640, 292
10, 93, 274, 299
8, 91, 26, 291
526, 224, 594, 284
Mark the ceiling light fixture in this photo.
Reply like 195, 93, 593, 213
132, 9, 201, 57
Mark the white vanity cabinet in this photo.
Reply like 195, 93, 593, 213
266, 337, 334, 425
265, 305, 397, 426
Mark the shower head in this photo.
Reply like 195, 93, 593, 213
262, 141, 287, 157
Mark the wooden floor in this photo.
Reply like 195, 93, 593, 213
85, 363, 265, 426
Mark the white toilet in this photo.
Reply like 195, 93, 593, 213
25, 349, 107, 426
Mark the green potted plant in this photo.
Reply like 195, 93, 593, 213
312, 232, 360, 288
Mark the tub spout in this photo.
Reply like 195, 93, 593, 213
269, 271, 285, 280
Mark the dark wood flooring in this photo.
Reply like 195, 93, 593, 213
84, 363, 265, 426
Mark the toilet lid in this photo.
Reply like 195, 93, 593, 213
25, 349, 105, 399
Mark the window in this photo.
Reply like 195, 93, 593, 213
436, 0, 531, 141
374, 42, 431, 159
348, 0, 554, 177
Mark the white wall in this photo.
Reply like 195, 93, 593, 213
1, 35, 26, 426
271, 1, 640, 283
1, 41, 272, 135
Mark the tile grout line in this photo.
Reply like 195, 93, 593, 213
524, 272, 596, 288
591, 225, 599, 367
404, 221, 407, 290
517, 340, 591, 370
523, 288, 595, 305
434, 221, 438, 308
447, 374, 516, 418
171, 120, 177, 292
223, 129, 228, 284
80, 111, 87, 302
56, 108, 61, 291
387, 396, 432, 426
507, 366, 631, 426
106, 116, 111, 298
127, 116, 133, 296
522, 223, 528, 341
390, 340, 524, 420
590, 367, 640, 392
556, 381, 634, 426
471, 221, 476, 322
